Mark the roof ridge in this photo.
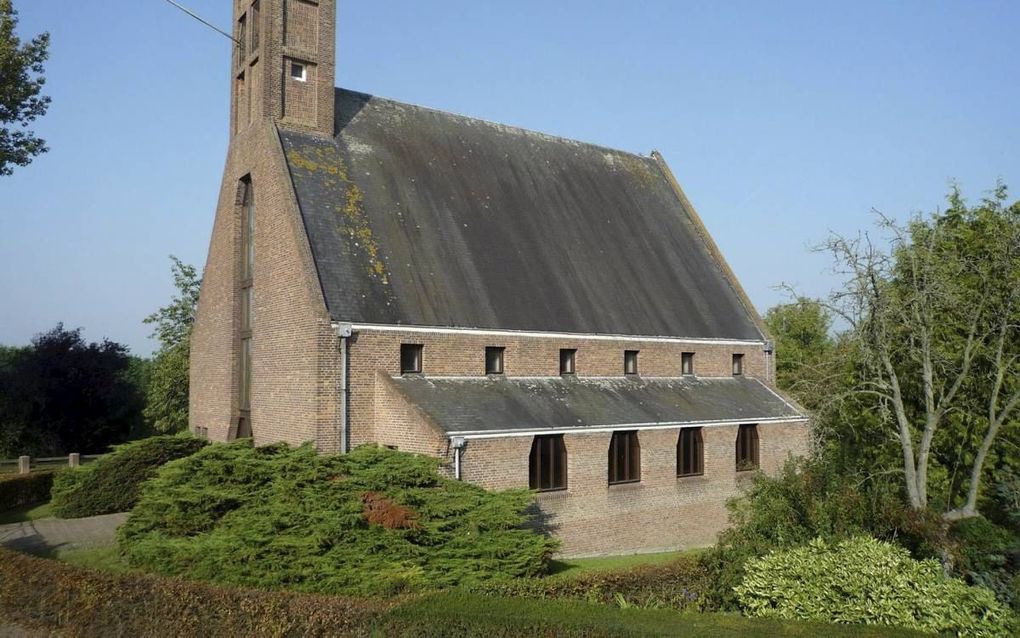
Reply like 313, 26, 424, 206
335, 86, 656, 163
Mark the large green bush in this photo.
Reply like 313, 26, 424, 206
0, 471, 54, 512
735, 536, 1013, 636
51, 435, 207, 518
700, 457, 953, 610
118, 442, 557, 595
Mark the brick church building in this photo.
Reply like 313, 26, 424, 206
190, 0, 809, 556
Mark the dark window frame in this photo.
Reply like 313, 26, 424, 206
624, 350, 639, 376
732, 353, 745, 376
677, 428, 704, 477
529, 435, 567, 492
736, 424, 760, 471
485, 346, 505, 375
608, 430, 641, 485
682, 352, 695, 376
400, 343, 423, 374
237, 179, 254, 432
560, 348, 576, 375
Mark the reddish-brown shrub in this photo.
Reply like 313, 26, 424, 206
0, 547, 390, 637
361, 491, 420, 530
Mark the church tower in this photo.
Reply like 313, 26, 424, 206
230, 0, 336, 137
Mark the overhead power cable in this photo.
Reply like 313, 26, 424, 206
161, 0, 239, 44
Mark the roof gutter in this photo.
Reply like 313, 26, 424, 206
447, 415, 809, 440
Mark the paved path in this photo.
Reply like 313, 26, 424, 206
0, 512, 128, 556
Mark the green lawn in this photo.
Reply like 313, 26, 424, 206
547, 549, 694, 579
0, 501, 53, 524
376, 592, 926, 637
54, 545, 135, 574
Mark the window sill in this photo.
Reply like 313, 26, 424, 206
608, 480, 642, 491
677, 473, 707, 482
535, 488, 568, 499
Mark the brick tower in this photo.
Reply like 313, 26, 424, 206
230, 0, 336, 137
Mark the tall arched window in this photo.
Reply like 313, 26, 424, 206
529, 435, 567, 491
236, 178, 254, 439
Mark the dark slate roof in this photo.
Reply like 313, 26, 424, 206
389, 375, 802, 434
279, 88, 763, 340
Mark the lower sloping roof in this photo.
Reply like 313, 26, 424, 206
389, 376, 804, 436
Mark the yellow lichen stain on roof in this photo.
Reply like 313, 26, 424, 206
617, 153, 658, 188
288, 144, 391, 285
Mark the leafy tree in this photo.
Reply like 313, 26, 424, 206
816, 184, 1020, 516
143, 256, 201, 433
0, 324, 146, 457
764, 298, 835, 410
0, 0, 50, 176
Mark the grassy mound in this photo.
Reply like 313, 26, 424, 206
51, 435, 207, 518
118, 442, 557, 595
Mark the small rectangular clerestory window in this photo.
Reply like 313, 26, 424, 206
485, 347, 505, 375
400, 344, 423, 374
560, 349, 576, 375
624, 350, 639, 376
732, 353, 744, 376
290, 61, 307, 82
682, 352, 695, 376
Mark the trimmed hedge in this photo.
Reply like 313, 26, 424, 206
51, 435, 207, 518
735, 536, 1015, 636
474, 554, 711, 611
0, 471, 55, 512
0, 547, 388, 636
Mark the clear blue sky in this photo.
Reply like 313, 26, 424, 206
2, 1, 1018, 356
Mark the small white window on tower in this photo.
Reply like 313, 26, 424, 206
290, 62, 307, 82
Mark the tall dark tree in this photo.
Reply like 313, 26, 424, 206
143, 256, 201, 433
0, 325, 146, 457
0, 0, 50, 176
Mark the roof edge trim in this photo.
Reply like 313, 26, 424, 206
650, 151, 770, 341
338, 322, 766, 346
449, 415, 809, 439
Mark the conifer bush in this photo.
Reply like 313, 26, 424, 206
118, 442, 557, 595
51, 435, 207, 518
735, 536, 1014, 636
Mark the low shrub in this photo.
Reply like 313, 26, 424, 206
951, 516, 1020, 613
118, 442, 557, 596
50, 434, 207, 518
0, 547, 387, 636
735, 536, 1014, 636
700, 457, 879, 609
474, 554, 711, 612
0, 471, 55, 512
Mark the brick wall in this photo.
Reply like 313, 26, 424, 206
458, 421, 810, 557
346, 328, 771, 448
190, 120, 341, 450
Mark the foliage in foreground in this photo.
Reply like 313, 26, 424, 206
474, 553, 711, 612
0, 470, 53, 512
0, 547, 925, 638
0, 546, 388, 636
735, 536, 1013, 637
118, 442, 557, 595
378, 591, 926, 638
51, 435, 207, 518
